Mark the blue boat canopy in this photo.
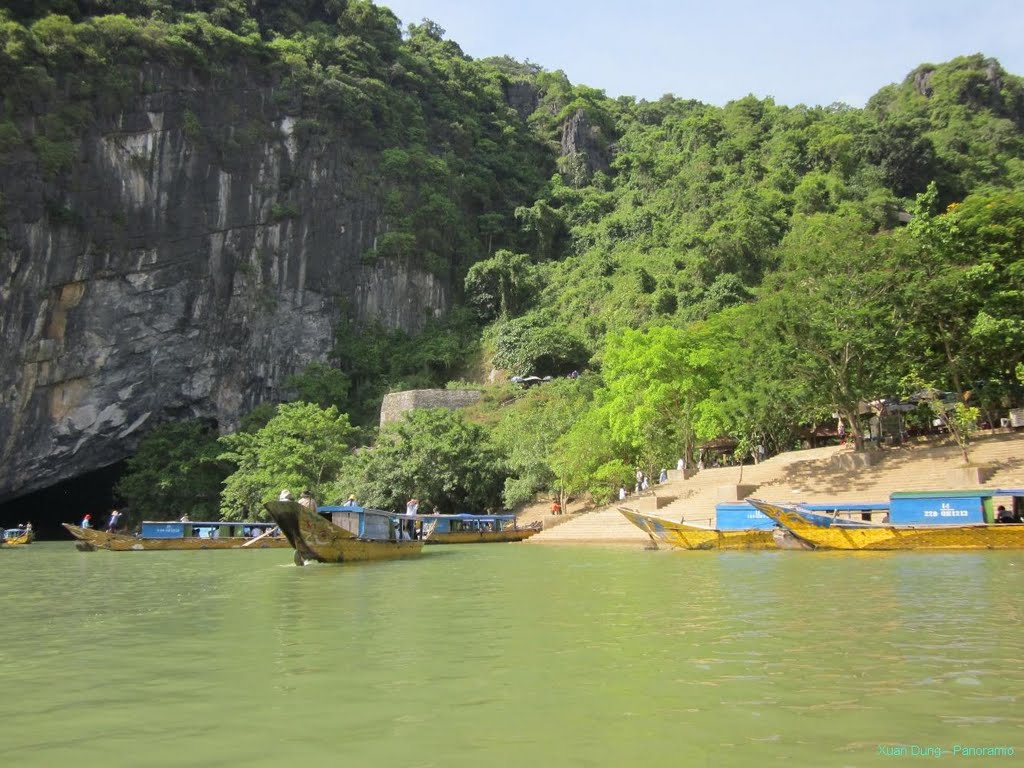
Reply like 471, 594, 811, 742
138, 521, 271, 538
714, 502, 774, 530
800, 503, 889, 512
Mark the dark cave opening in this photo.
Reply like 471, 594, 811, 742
0, 462, 126, 540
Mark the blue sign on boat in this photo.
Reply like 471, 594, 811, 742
715, 503, 775, 530
889, 492, 986, 525
140, 522, 186, 538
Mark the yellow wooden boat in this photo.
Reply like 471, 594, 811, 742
415, 514, 541, 544
748, 498, 1024, 551
3, 528, 34, 546
264, 500, 429, 565
618, 507, 778, 550
63, 521, 289, 551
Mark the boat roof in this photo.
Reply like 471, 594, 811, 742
317, 506, 514, 520
890, 490, 1024, 499
141, 520, 270, 525
411, 513, 514, 520
318, 505, 394, 517
800, 503, 889, 511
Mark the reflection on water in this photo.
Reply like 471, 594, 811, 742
1, 545, 1022, 766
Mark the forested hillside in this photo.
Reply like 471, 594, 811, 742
5, 2, 1024, 519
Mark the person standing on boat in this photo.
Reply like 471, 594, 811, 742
405, 498, 419, 539
80, 513, 92, 529
107, 509, 121, 532
996, 505, 1015, 523
278, 489, 293, 502
298, 490, 317, 510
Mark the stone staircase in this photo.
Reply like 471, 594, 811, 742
526, 431, 1024, 545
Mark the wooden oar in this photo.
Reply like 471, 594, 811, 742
242, 529, 275, 547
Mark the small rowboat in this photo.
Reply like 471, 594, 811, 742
2, 528, 34, 546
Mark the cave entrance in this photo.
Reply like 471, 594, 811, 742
0, 462, 126, 541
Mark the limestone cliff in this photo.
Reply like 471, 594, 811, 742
0, 63, 449, 501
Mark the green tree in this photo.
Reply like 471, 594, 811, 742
347, 408, 507, 514
218, 402, 355, 519
902, 374, 979, 464
701, 304, 812, 458
549, 406, 628, 505
463, 249, 538, 321
493, 374, 596, 507
486, 312, 589, 376
900, 185, 1024, 393
285, 361, 350, 410
115, 420, 228, 524
755, 213, 906, 444
597, 324, 721, 470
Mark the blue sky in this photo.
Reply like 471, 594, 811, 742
379, 0, 1024, 107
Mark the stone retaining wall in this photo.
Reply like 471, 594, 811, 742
379, 389, 482, 426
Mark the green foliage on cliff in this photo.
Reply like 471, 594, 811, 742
0, 1, 550, 274
329, 306, 481, 426
474, 54, 1024, 502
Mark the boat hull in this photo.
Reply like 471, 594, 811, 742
2, 532, 32, 546
63, 524, 289, 551
426, 528, 540, 544
748, 500, 1024, 550
618, 508, 777, 550
264, 501, 425, 563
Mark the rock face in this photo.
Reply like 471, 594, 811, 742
559, 108, 610, 184
503, 81, 540, 121
379, 389, 482, 427
0, 64, 449, 502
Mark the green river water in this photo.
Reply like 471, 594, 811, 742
1, 543, 1021, 767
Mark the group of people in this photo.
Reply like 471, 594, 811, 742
79, 510, 121, 531
278, 489, 318, 508
618, 467, 672, 501
634, 469, 649, 494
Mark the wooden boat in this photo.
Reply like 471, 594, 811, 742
63, 520, 288, 551
748, 497, 1024, 551
412, 513, 541, 544
264, 500, 429, 565
3, 528, 33, 546
618, 507, 778, 550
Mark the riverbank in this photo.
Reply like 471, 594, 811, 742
524, 430, 1024, 544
